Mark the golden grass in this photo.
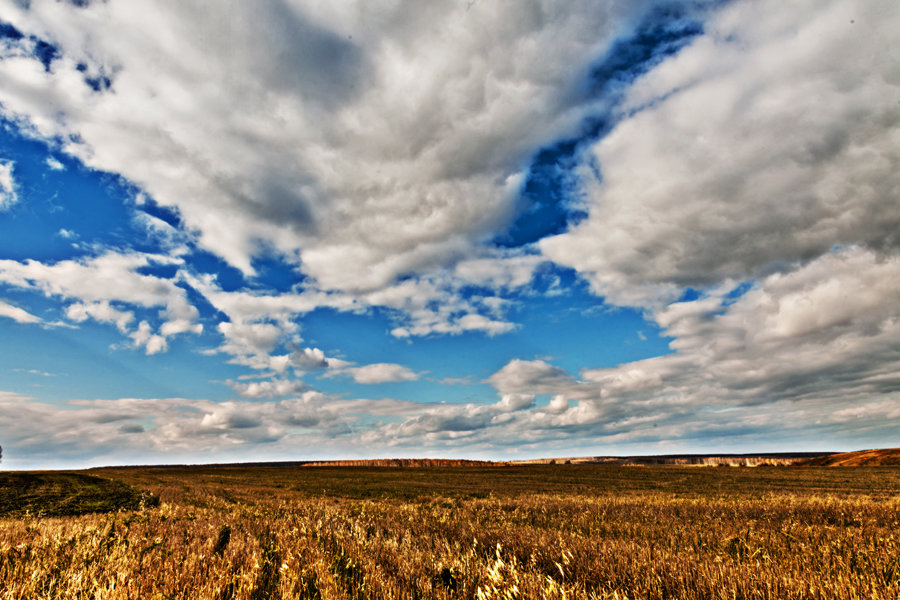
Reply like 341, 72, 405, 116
805, 448, 900, 467
2, 465, 899, 599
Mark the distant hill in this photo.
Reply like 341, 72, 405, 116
92, 450, 900, 470
802, 448, 900, 466
97, 458, 505, 469
510, 452, 832, 467
300, 458, 500, 468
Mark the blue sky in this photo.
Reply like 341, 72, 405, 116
1, 0, 899, 468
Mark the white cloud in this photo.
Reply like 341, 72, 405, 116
0, 159, 17, 210
131, 321, 167, 355
361, 270, 520, 338
133, 212, 190, 254
45, 156, 64, 170
0, 252, 188, 313
12, 368, 55, 377
0, 1, 645, 294
228, 378, 308, 399
565, 247, 900, 441
66, 301, 134, 333
335, 362, 421, 385
487, 359, 573, 396
356, 246, 900, 450
0, 299, 41, 324
187, 253, 529, 372
290, 347, 329, 371
216, 321, 283, 359
453, 254, 545, 291
160, 318, 202, 337
0, 252, 201, 353
496, 393, 536, 412
541, 0, 900, 307
0, 391, 427, 468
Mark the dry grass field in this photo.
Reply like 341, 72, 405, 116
2, 463, 899, 599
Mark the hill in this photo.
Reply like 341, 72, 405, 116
802, 448, 900, 466
89, 449, 900, 470
511, 452, 832, 467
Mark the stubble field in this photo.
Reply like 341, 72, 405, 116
1, 464, 899, 599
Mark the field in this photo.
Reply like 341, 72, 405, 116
0, 473, 157, 518
1, 464, 900, 599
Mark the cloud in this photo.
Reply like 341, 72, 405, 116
187, 251, 530, 373
290, 347, 330, 371
333, 363, 421, 385
541, 0, 900, 307
0, 159, 17, 210
362, 264, 523, 338
0, 1, 645, 293
654, 247, 900, 406
12, 368, 55, 377
130, 321, 167, 355
216, 321, 284, 362
487, 359, 569, 392
0, 390, 426, 468
228, 378, 308, 400
0, 252, 201, 353
66, 301, 133, 333
0, 299, 41, 324
564, 247, 900, 444
438, 376, 473, 386
362, 245, 900, 447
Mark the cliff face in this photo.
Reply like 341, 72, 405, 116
513, 450, 900, 467
511, 453, 832, 467
627, 456, 811, 467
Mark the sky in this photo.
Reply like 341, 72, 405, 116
0, 0, 898, 469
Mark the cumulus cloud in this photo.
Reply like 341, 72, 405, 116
0, 159, 17, 210
187, 252, 530, 372
332, 362, 421, 385
66, 301, 133, 333
541, 0, 900, 307
360, 245, 900, 450
216, 321, 284, 362
362, 266, 522, 338
0, 252, 201, 353
183, 273, 358, 369
228, 378, 308, 399
130, 321, 167, 355
0, 390, 427, 469
290, 347, 335, 371
560, 247, 900, 444
487, 359, 572, 395
0, 1, 644, 292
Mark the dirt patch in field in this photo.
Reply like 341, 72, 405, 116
0, 472, 157, 517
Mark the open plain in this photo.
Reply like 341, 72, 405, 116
1, 462, 900, 599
